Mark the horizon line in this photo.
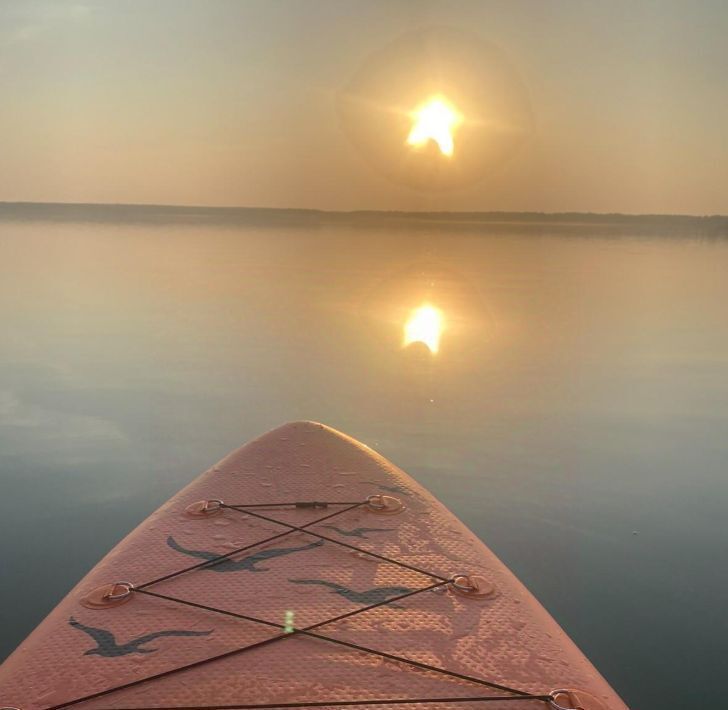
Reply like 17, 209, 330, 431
1, 200, 727, 223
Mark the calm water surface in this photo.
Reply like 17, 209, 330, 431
1, 217, 727, 709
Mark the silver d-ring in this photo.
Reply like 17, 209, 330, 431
204, 499, 224, 512
549, 690, 583, 710
104, 581, 134, 601
366, 494, 386, 509
451, 574, 475, 592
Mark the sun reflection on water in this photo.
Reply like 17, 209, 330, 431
403, 304, 443, 354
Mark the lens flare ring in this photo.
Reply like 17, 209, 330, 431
337, 27, 533, 191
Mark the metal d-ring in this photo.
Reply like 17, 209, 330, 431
103, 581, 135, 601
450, 574, 475, 592
203, 499, 224, 512
549, 690, 584, 710
366, 494, 386, 509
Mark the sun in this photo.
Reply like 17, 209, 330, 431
403, 304, 443, 354
406, 96, 462, 157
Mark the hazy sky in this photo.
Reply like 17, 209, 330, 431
1, 0, 727, 214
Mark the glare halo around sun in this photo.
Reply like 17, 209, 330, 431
337, 27, 533, 191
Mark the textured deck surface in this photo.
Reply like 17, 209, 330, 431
0, 421, 628, 710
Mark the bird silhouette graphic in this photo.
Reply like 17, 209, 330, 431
320, 525, 395, 539
288, 579, 415, 605
69, 617, 212, 657
166, 536, 324, 572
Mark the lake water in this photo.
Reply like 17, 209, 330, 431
1, 211, 727, 709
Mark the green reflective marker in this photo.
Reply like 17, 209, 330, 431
284, 610, 295, 633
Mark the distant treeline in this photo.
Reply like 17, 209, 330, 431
1, 202, 727, 237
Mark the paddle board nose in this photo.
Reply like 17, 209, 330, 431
0, 421, 628, 710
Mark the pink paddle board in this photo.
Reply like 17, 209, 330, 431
0, 421, 628, 710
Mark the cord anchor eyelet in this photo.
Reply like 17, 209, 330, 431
80, 580, 135, 609
449, 574, 496, 598
185, 499, 225, 517
366, 494, 404, 515
104, 581, 135, 601
549, 689, 586, 710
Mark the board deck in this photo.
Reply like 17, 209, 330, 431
0, 421, 628, 710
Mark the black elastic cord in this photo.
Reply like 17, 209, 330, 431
134, 587, 545, 698
49, 498, 553, 710
95, 695, 552, 709
224, 501, 363, 508
47, 582, 446, 710
137, 501, 365, 590
225, 504, 449, 583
